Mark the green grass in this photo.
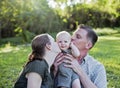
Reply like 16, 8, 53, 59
0, 33, 120, 88
0, 44, 31, 88
95, 27, 120, 36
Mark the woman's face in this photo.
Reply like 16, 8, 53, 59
48, 35, 61, 53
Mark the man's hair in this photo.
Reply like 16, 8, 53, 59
78, 24, 98, 47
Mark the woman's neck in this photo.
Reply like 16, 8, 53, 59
44, 51, 59, 72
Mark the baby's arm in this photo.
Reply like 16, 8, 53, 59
70, 42, 80, 58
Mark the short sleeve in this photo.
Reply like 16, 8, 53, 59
24, 60, 47, 79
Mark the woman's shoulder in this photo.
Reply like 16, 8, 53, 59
24, 59, 48, 77
32, 59, 45, 64
28, 59, 48, 68
24, 59, 48, 72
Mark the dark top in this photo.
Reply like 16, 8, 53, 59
14, 59, 53, 88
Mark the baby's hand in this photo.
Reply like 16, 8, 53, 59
70, 42, 74, 48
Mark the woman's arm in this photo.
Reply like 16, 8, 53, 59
26, 72, 42, 88
53, 53, 64, 76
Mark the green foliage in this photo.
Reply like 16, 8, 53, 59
0, 0, 64, 38
0, 0, 120, 38
0, 29, 35, 45
14, 27, 36, 43
0, 37, 23, 45
52, 0, 120, 29
69, 4, 119, 28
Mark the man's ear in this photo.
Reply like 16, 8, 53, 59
86, 41, 92, 49
46, 43, 51, 50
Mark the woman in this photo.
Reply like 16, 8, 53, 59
14, 33, 61, 88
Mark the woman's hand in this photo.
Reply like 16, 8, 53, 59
53, 53, 64, 76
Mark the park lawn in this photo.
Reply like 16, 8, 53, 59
0, 33, 120, 88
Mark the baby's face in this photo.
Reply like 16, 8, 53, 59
56, 34, 71, 51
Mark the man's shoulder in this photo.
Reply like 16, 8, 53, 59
85, 54, 101, 64
85, 54, 104, 70
83, 54, 105, 77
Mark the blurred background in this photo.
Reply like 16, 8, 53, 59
0, 0, 120, 45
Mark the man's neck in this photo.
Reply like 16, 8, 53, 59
78, 50, 88, 64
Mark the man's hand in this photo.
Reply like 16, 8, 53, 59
62, 54, 81, 73
63, 54, 98, 88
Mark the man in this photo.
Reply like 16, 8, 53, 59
53, 24, 107, 88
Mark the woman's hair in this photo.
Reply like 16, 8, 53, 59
26, 34, 51, 65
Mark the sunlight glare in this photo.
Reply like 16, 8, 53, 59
0, 43, 20, 53
48, 0, 57, 8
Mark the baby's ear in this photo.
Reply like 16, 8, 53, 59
46, 43, 51, 50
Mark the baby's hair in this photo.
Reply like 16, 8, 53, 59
56, 31, 71, 39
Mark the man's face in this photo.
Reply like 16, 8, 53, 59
72, 28, 88, 51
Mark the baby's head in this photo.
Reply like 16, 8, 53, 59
56, 31, 71, 51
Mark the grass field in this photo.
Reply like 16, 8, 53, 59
0, 32, 120, 88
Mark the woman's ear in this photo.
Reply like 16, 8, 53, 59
46, 43, 51, 50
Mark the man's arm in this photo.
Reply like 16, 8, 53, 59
63, 54, 107, 88
74, 65, 98, 88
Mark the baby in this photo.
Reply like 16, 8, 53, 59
55, 31, 81, 88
